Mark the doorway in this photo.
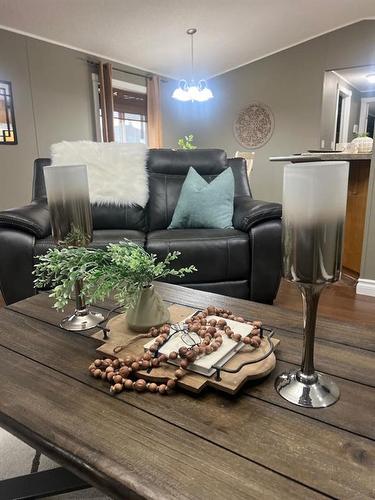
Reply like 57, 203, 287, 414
334, 85, 351, 144
359, 97, 375, 137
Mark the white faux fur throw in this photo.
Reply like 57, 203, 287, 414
50, 141, 149, 207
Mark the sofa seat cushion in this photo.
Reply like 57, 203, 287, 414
146, 229, 249, 283
34, 229, 145, 257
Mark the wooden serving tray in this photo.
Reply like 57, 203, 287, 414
91, 304, 279, 395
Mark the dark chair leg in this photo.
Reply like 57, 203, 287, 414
30, 450, 41, 474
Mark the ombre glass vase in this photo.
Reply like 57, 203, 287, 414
275, 161, 349, 408
44, 164, 104, 331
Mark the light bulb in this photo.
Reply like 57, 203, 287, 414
172, 79, 214, 102
196, 87, 214, 102
172, 87, 190, 101
172, 80, 190, 101
188, 85, 200, 101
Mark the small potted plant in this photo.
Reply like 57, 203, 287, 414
34, 240, 196, 331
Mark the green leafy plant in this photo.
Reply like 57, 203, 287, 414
354, 132, 369, 137
33, 240, 197, 310
177, 134, 197, 150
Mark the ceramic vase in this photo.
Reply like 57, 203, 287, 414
127, 284, 170, 332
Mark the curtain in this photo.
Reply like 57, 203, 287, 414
147, 76, 163, 148
98, 62, 114, 142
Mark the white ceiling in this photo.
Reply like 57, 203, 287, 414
335, 66, 375, 92
0, 0, 374, 79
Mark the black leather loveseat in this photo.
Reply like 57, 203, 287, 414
0, 149, 282, 305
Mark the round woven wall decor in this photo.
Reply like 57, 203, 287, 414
233, 102, 274, 149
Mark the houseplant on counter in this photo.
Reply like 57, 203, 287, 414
351, 132, 373, 153
34, 240, 197, 331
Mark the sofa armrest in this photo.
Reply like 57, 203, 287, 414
233, 196, 282, 232
0, 200, 51, 238
249, 219, 282, 304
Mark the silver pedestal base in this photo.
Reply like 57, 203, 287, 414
275, 370, 340, 408
60, 309, 104, 332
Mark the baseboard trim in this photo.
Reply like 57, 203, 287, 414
356, 278, 375, 297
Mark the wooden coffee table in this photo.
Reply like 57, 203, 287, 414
0, 282, 374, 499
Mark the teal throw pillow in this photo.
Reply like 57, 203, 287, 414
168, 166, 235, 229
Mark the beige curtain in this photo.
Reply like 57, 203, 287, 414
98, 62, 114, 142
147, 76, 163, 148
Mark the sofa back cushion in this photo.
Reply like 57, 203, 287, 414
168, 167, 235, 229
33, 150, 250, 233
147, 149, 251, 230
91, 204, 146, 231
33, 158, 146, 231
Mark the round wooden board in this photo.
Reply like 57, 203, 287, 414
92, 305, 280, 395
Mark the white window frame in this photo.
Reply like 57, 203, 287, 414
333, 84, 352, 146
111, 78, 146, 94
359, 96, 375, 134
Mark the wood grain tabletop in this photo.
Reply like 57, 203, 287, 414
0, 282, 374, 499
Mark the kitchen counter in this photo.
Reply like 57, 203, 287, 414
269, 153, 372, 162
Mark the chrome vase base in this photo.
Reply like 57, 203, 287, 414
275, 370, 340, 408
60, 309, 104, 332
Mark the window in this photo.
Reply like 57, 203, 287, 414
0, 81, 17, 145
93, 75, 148, 144
113, 89, 147, 144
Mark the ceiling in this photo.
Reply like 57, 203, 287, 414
335, 66, 375, 92
0, 0, 374, 79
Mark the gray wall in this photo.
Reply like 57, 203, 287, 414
162, 20, 375, 281
162, 20, 375, 202
27, 39, 95, 157
0, 30, 38, 210
0, 30, 95, 210
0, 29, 147, 211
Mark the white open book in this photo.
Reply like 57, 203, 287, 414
144, 314, 255, 377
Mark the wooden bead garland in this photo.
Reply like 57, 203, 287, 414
88, 305, 263, 396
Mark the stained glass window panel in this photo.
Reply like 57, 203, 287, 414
0, 81, 17, 145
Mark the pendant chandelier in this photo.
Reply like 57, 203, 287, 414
172, 28, 213, 102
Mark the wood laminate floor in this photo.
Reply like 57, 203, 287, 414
275, 276, 375, 327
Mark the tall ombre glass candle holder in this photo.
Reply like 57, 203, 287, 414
275, 161, 349, 408
44, 165, 104, 332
